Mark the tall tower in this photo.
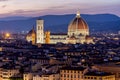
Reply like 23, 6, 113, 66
36, 19, 44, 44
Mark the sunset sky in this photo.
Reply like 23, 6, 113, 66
0, 0, 120, 17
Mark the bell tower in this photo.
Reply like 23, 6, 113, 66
36, 19, 44, 44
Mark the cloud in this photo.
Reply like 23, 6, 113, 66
12, 9, 42, 14
1, 5, 7, 8
2, 9, 45, 17
0, 3, 120, 18
0, 9, 41, 17
0, 0, 8, 1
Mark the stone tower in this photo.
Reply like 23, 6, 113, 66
36, 19, 44, 44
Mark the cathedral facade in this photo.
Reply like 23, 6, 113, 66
26, 11, 93, 44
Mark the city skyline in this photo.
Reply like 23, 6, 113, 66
0, 0, 120, 17
0, 1, 120, 80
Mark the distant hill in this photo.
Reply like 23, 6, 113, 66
0, 16, 31, 21
0, 14, 120, 33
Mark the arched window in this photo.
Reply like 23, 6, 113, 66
38, 26, 40, 30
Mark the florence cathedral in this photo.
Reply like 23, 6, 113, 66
26, 11, 93, 44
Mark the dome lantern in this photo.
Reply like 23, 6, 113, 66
76, 11, 80, 18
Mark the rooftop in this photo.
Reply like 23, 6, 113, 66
61, 66, 86, 71
51, 33, 67, 35
85, 71, 113, 76
96, 62, 120, 67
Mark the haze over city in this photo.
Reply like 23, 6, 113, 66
0, 0, 120, 17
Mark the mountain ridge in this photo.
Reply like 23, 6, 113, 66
0, 14, 120, 33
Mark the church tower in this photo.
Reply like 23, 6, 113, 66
36, 19, 44, 44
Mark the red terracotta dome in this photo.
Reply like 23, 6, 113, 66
68, 11, 89, 36
68, 17, 88, 30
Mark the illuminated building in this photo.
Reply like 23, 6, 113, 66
95, 63, 120, 80
24, 73, 33, 80
45, 31, 50, 44
27, 11, 93, 44
68, 11, 89, 36
50, 11, 93, 44
26, 27, 36, 45
67, 11, 90, 44
50, 33, 67, 44
0, 68, 20, 80
36, 19, 44, 44
60, 66, 85, 80
33, 73, 60, 80
60, 66, 115, 80
84, 71, 115, 80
